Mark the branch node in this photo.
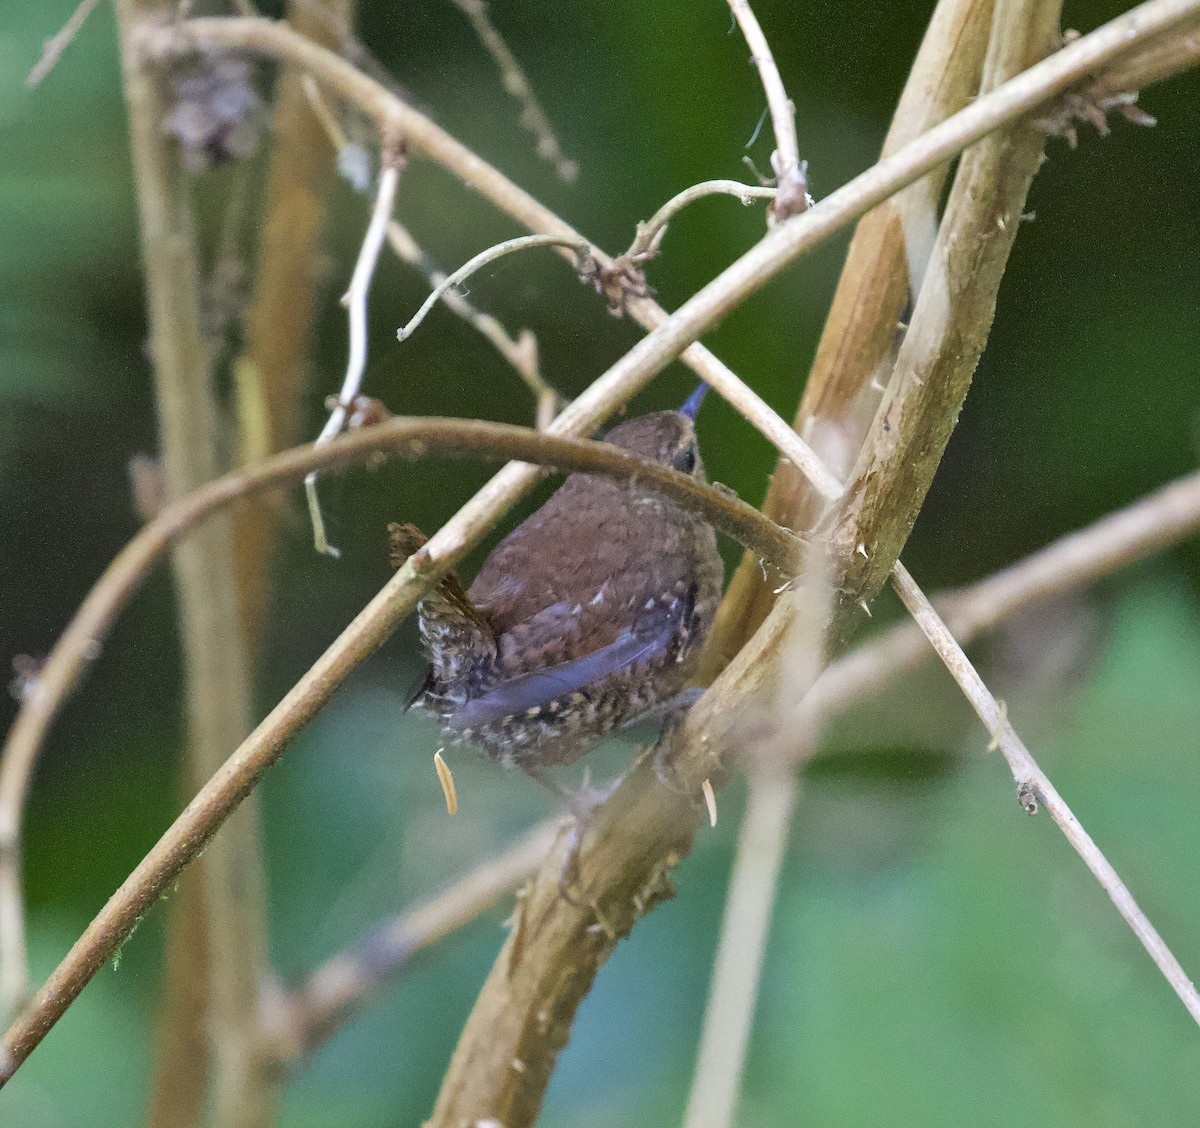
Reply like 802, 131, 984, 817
577, 252, 654, 317
1016, 779, 1041, 815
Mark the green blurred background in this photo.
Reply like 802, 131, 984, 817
2, 0, 1199, 1124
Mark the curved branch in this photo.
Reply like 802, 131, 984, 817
0, 416, 801, 1077
0, 416, 799, 842
626, 180, 777, 262
396, 235, 587, 341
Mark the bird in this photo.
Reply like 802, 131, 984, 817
391, 386, 723, 778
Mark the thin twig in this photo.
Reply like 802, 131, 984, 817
891, 560, 1200, 1028
625, 179, 778, 261
396, 234, 587, 342
26, 0, 104, 87
306, 157, 400, 556
391, 222, 560, 427
725, 0, 808, 220
448, 0, 577, 182
271, 818, 559, 1060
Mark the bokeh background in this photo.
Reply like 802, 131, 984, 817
2, 0, 1199, 1124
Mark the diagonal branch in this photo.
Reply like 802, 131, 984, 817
891, 560, 1200, 1026
270, 819, 561, 1062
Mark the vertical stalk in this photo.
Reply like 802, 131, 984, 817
113, 2, 276, 1125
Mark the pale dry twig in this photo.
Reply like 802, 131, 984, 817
891, 560, 1200, 1027
306, 156, 401, 555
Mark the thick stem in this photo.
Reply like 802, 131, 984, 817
835, 0, 1064, 613
112, 3, 275, 1124
709, 0, 997, 664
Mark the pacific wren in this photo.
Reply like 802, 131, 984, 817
391, 388, 723, 773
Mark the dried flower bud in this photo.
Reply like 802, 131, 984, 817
163, 52, 267, 170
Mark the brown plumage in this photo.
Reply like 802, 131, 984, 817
392, 404, 723, 772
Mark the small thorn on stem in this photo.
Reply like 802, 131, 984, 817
434, 749, 458, 815
701, 778, 718, 828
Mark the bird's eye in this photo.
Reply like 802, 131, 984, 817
672, 443, 697, 474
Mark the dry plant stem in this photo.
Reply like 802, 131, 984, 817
396, 234, 587, 341
306, 158, 400, 555
891, 562, 1200, 1027
835, 0, 1062, 612
682, 769, 799, 1128
111, 2, 275, 1124
301, 78, 559, 424
627, 180, 778, 260
711, 0, 997, 660
449, 0, 577, 182
725, 0, 807, 219
276, 819, 559, 1061
5, 0, 1198, 1087
26, 0, 104, 86
142, 15, 844, 502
